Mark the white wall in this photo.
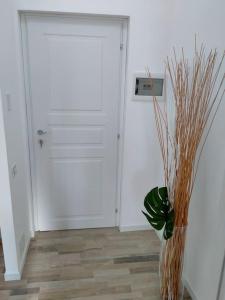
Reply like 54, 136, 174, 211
168, 1, 225, 299
0, 0, 33, 280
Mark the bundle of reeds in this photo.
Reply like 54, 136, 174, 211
152, 43, 225, 299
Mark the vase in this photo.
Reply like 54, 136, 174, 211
159, 226, 187, 300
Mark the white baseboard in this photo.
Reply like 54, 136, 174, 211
183, 277, 197, 300
4, 236, 30, 281
4, 271, 21, 281
119, 224, 151, 232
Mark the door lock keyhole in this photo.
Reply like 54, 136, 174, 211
39, 139, 44, 148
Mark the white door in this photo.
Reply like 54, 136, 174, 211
24, 15, 122, 231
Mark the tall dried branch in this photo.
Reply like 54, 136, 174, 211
151, 45, 225, 300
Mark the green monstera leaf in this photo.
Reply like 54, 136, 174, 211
142, 186, 174, 240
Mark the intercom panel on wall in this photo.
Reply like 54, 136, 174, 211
133, 73, 165, 101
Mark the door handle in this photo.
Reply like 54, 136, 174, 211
37, 129, 47, 136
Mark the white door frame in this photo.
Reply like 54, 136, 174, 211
20, 12, 128, 231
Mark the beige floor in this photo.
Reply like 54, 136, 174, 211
0, 228, 191, 299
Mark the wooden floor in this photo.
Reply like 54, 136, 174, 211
0, 228, 191, 299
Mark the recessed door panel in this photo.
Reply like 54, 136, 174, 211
47, 34, 103, 111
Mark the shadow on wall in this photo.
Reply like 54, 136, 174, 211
0, 231, 5, 275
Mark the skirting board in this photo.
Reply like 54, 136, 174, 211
4, 271, 21, 281
119, 225, 164, 240
183, 278, 197, 300
4, 237, 30, 281
119, 224, 151, 232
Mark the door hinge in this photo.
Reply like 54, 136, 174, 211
120, 43, 124, 50
117, 133, 120, 140
115, 208, 118, 214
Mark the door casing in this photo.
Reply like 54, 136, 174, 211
20, 12, 128, 231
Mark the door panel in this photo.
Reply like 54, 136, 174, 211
24, 15, 122, 230
47, 34, 103, 111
